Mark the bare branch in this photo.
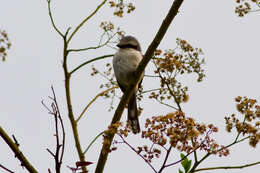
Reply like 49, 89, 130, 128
42, 86, 66, 173
47, 0, 64, 37
68, 32, 116, 52
0, 164, 14, 173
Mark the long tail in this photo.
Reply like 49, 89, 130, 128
128, 93, 140, 134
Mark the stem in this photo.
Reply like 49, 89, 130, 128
0, 164, 14, 173
193, 161, 260, 172
47, 0, 63, 37
117, 134, 157, 173
83, 132, 104, 155
67, 0, 107, 43
70, 54, 114, 75
158, 147, 172, 173
62, 36, 86, 171
190, 136, 250, 172
76, 86, 118, 123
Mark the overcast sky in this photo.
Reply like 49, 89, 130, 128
1, 0, 260, 173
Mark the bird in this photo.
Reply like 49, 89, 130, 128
113, 36, 144, 134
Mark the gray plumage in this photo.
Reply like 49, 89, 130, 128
113, 36, 144, 134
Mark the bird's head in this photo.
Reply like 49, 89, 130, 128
117, 35, 141, 52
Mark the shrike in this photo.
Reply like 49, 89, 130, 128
113, 36, 144, 134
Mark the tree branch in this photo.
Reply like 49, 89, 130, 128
95, 0, 184, 172
42, 86, 66, 173
0, 126, 38, 173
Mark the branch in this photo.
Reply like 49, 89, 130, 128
68, 32, 116, 52
190, 136, 250, 172
67, 0, 107, 43
158, 147, 172, 173
42, 86, 66, 173
193, 161, 260, 172
0, 164, 14, 173
0, 126, 38, 173
83, 131, 104, 155
76, 86, 118, 123
95, 0, 184, 172
70, 54, 114, 75
47, 0, 64, 37
117, 134, 157, 173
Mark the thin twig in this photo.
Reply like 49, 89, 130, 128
43, 86, 66, 173
141, 88, 161, 94
189, 136, 250, 172
51, 86, 66, 165
11, 135, 19, 147
164, 145, 200, 168
68, 32, 116, 52
67, 0, 107, 43
158, 147, 172, 173
83, 132, 104, 155
47, 0, 64, 37
70, 54, 114, 75
76, 86, 118, 123
0, 164, 14, 173
46, 148, 56, 158
117, 133, 158, 173
155, 99, 179, 110
193, 161, 260, 172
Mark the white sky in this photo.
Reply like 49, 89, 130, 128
0, 0, 260, 173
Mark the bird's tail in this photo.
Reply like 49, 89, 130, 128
128, 93, 140, 134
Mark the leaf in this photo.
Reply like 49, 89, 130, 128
180, 153, 192, 173
76, 161, 93, 167
178, 168, 184, 173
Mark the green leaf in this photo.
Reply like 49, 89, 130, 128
178, 168, 184, 173
180, 153, 192, 173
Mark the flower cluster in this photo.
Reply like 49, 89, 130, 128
100, 21, 114, 32
149, 39, 205, 108
0, 30, 11, 62
136, 145, 161, 163
141, 112, 229, 157
154, 38, 205, 82
225, 96, 260, 147
108, 0, 135, 17
99, 21, 125, 42
235, 0, 260, 17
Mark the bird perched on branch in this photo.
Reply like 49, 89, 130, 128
113, 36, 144, 134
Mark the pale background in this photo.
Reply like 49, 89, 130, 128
0, 0, 259, 173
